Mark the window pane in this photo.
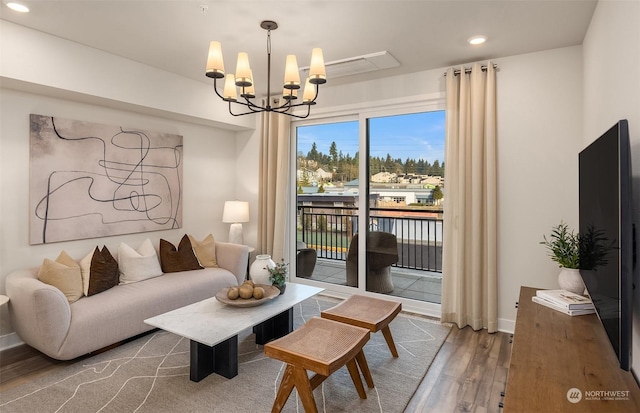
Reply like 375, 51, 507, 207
367, 111, 444, 302
295, 121, 359, 287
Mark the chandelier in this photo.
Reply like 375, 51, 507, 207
205, 20, 326, 119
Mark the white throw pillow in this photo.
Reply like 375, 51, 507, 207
80, 249, 95, 295
118, 239, 163, 284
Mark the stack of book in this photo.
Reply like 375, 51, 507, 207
532, 289, 596, 316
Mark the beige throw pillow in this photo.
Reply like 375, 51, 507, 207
38, 251, 83, 303
188, 234, 219, 268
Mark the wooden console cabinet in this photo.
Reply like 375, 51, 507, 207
503, 286, 640, 412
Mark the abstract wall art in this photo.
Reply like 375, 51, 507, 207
30, 114, 183, 244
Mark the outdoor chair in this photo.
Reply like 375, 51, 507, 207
296, 241, 317, 278
346, 231, 399, 293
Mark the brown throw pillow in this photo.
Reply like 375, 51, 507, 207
160, 235, 203, 273
87, 246, 119, 296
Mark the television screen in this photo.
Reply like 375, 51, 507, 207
579, 119, 633, 371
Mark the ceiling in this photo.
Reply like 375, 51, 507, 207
1, 0, 598, 97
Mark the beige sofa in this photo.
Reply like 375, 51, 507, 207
5, 241, 248, 360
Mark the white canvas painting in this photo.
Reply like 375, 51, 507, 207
30, 114, 183, 244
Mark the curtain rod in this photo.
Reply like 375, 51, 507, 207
444, 63, 498, 76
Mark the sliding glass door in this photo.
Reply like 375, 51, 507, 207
294, 118, 359, 287
291, 108, 445, 306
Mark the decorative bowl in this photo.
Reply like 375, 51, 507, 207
215, 284, 280, 307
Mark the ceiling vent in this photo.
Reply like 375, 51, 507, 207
301, 51, 400, 78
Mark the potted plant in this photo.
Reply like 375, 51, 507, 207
540, 222, 613, 294
267, 259, 289, 294
540, 222, 583, 293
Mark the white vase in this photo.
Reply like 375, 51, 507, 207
557, 268, 585, 295
250, 254, 275, 285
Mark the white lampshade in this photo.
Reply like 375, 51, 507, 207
223, 74, 238, 101
308, 48, 326, 84
283, 54, 301, 89
302, 78, 315, 103
205, 41, 225, 78
222, 201, 249, 245
235, 52, 253, 87
222, 201, 250, 223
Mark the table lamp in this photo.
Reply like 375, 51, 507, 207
222, 201, 249, 245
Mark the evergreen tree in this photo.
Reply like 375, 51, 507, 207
307, 142, 319, 162
329, 141, 338, 166
432, 185, 443, 205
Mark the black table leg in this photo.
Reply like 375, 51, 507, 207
190, 340, 214, 382
253, 308, 294, 345
213, 335, 238, 379
189, 335, 239, 382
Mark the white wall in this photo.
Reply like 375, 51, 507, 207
317, 45, 584, 331
0, 22, 257, 346
583, 0, 640, 379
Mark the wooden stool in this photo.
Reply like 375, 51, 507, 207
264, 317, 374, 413
321, 294, 402, 357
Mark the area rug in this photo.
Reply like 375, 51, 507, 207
0, 297, 451, 413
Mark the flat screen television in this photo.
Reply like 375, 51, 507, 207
579, 119, 634, 371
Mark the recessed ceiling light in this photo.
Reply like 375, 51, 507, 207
5, 1, 29, 12
468, 35, 487, 45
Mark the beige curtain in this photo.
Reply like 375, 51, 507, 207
257, 103, 291, 261
441, 62, 498, 333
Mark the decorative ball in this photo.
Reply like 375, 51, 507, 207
239, 285, 253, 299
253, 286, 265, 299
227, 287, 239, 300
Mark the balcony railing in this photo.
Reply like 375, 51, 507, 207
297, 205, 443, 273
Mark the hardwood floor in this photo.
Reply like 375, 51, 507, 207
0, 326, 511, 412
405, 326, 511, 413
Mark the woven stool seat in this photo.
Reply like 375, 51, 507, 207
264, 317, 373, 413
321, 294, 402, 357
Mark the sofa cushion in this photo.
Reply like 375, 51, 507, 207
37, 251, 83, 303
188, 234, 219, 268
118, 239, 163, 284
159, 235, 203, 273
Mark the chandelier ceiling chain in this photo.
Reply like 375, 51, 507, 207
205, 20, 327, 119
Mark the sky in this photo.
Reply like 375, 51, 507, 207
296, 110, 445, 163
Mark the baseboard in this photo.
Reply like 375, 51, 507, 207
497, 317, 515, 334
0, 332, 24, 352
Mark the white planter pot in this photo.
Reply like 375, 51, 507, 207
558, 268, 585, 295
250, 254, 275, 285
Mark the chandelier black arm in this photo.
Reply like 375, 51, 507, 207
274, 104, 312, 119
211, 77, 318, 118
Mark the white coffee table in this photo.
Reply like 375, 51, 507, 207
144, 283, 323, 382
